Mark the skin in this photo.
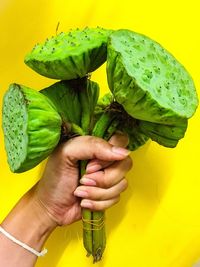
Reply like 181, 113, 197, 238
0, 134, 132, 267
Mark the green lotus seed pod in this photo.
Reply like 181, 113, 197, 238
117, 116, 149, 151
41, 80, 82, 126
124, 124, 149, 151
76, 78, 100, 132
139, 119, 188, 148
2, 83, 62, 173
25, 27, 112, 80
86, 79, 100, 119
40, 78, 99, 133
107, 29, 198, 125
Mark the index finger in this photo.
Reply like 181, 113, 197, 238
86, 132, 129, 174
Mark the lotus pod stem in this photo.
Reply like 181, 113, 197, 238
81, 110, 117, 262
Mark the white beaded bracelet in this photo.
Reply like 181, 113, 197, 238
0, 226, 47, 257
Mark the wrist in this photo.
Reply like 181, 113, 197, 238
1, 186, 57, 252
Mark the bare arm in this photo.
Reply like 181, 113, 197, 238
0, 188, 56, 267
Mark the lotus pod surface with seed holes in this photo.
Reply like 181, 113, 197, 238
107, 29, 198, 125
25, 27, 112, 80
2, 84, 62, 173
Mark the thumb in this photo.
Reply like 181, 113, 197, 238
62, 136, 130, 163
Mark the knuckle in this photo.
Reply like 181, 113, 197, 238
125, 156, 133, 170
87, 136, 98, 149
61, 141, 75, 161
122, 133, 129, 146
110, 132, 129, 147
101, 175, 112, 189
121, 179, 128, 191
114, 195, 121, 204
90, 136, 103, 147
89, 136, 105, 156
87, 135, 96, 144
60, 143, 69, 157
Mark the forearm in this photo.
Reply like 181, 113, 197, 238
0, 187, 57, 267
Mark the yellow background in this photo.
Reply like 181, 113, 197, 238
0, 0, 200, 266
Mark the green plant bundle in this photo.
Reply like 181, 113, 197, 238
2, 27, 198, 263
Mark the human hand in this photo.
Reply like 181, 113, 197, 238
34, 134, 133, 226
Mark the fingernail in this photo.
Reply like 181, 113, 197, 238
80, 177, 96, 186
112, 146, 130, 156
86, 164, 101, 173
81, 200, 93, 209
74, 190, 88, 198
